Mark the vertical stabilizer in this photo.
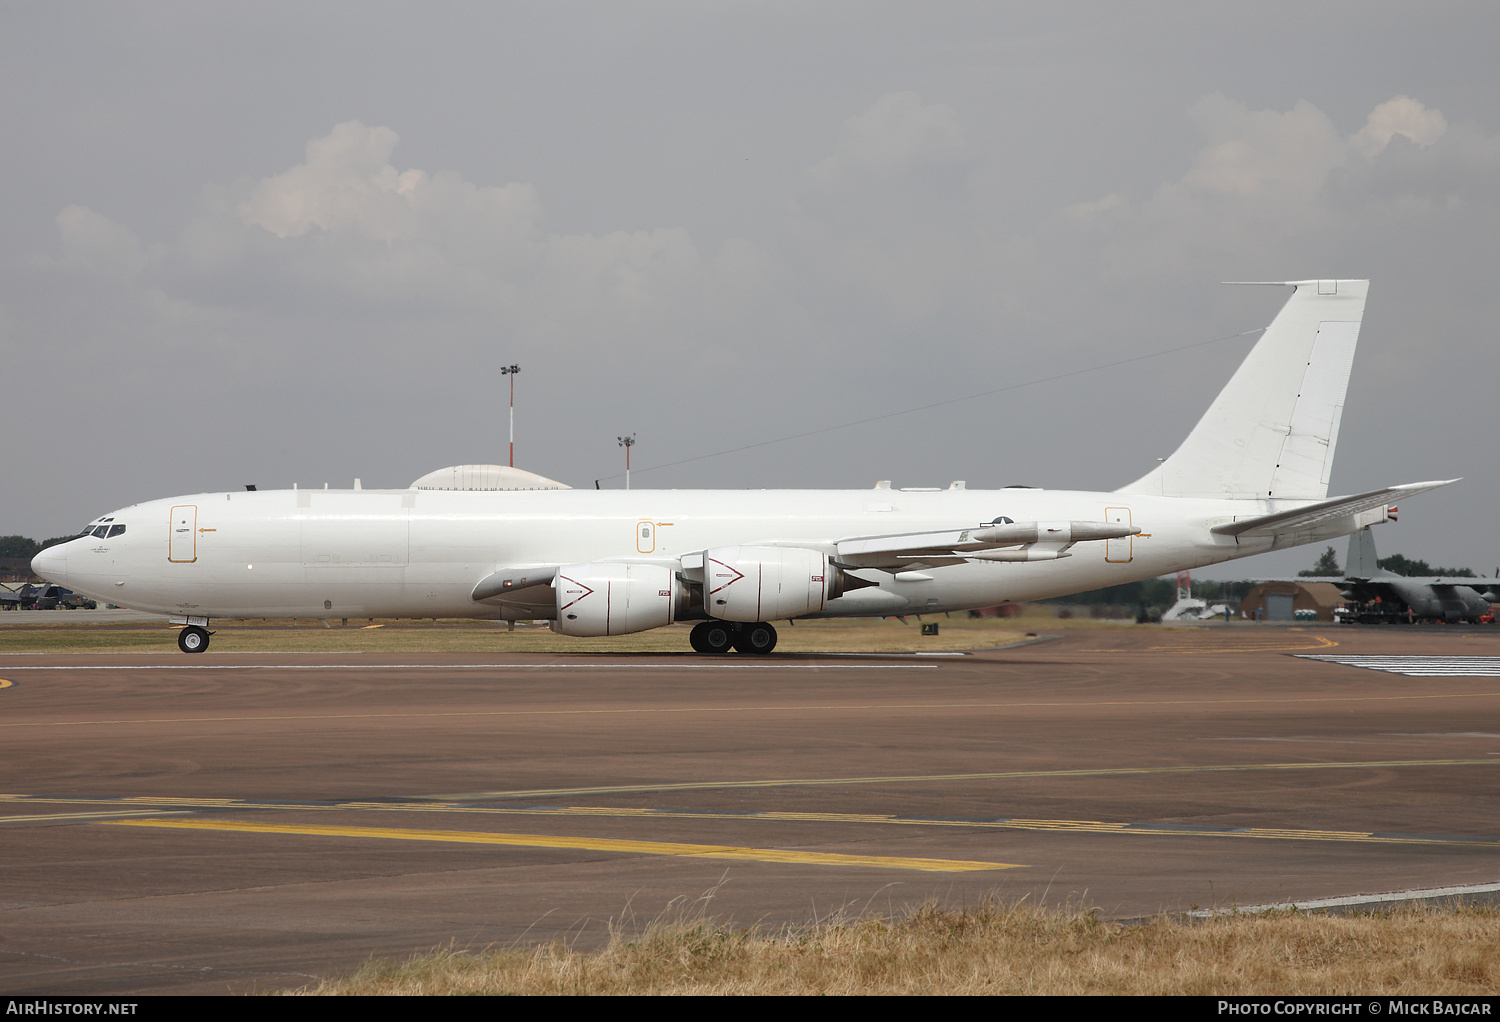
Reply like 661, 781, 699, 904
1122, 280, 1368, 500
1345, 527, 1389, 579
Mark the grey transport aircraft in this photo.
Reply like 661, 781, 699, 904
1331, 530, 1498, 624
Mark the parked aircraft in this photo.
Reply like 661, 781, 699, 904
32, 279, 1456, 654
1334, 529, 1498, 623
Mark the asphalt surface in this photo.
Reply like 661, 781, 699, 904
2, 625, 1498, 994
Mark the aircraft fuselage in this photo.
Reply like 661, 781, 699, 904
41, 485, 1293, 622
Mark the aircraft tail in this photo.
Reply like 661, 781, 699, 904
1345, 527, 1391, 579
1122, 280, 1368, 500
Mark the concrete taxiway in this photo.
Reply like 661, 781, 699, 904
1, 625, 1498, 993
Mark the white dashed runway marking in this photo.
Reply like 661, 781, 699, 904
1297, 655, 1500, 677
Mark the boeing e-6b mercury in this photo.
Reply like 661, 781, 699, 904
32, 279, 1455, 654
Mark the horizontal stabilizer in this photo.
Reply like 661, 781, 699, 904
1210, 480, 1457, 539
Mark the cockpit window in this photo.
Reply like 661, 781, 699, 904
91, 526, 109, 538
106, 524, 126, 538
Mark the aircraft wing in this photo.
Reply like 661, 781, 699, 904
1343, 576, 1500, 597
834, 520, 1139, 570
1210, 480, 1458, 539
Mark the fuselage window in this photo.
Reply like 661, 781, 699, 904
107, 524, 126, 538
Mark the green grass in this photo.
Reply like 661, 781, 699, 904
0, 612, 1051, 654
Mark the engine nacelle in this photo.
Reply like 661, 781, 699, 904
703, 546, 839, 622
551, 562, 678, 636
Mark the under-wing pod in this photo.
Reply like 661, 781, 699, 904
703, 546, 844, 622
968, 547, 1072, 562
551, 562, 679, 636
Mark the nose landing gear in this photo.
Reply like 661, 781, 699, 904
177, 625, 211, 653
689, 620, 777, 655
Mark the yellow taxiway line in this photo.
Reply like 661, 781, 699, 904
104, 818, 1020, 873
1085, 634, 1341, 653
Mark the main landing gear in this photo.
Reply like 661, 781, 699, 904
177, 625, 212, 653
689, 620, 777, 655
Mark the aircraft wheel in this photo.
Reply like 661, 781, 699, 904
689, 622, 713, 653
695, 621, 734, 655
734, 622, 777, 654
178, 626, 210, 654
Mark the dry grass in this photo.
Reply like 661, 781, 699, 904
296, 901, 1500, 995
0, 613, 1053, 655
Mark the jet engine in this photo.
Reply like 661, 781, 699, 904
551, 562, 679, 636
702, 546, 853, 622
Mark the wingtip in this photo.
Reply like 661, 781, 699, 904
1391, 478, 1461, 493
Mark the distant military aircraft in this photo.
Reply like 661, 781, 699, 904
1332, 530, 1499, 624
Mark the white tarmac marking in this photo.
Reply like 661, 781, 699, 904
0, 662, 938, 671
1187, 881, 1500, 917
798, 651, 967, 657
1297, 655, 1500, 677
0, 809, 187, 824
0, 649, 963, 659
1200, 736, 1368, 743
1382, 732, 1500, 739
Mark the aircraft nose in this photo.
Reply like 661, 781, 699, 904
31, 544, 68, 584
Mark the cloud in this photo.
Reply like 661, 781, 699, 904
237, 121, 545, 267
1057, 94, 1499, 279
50, 205, 154, 275
32, 121, 796, 389
1176, 95, 1347, 201
1351, 96, 1447, 158
805, 91, 967, 186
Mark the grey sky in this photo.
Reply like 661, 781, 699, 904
3, 2, 1497, 576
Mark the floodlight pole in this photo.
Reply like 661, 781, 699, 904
618, 434, 636, 490
501, 364, 521, 466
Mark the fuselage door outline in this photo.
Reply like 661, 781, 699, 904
169, 505, 198, 563
1104, 507, 1132, 563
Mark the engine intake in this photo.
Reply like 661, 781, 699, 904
551, 562, 678, 636
703, 546, 847, 622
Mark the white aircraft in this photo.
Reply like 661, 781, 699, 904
33, 279, 1454, 654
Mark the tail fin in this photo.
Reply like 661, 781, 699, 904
1345, 527, 1390, 579
1122, 280, 1368, 499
